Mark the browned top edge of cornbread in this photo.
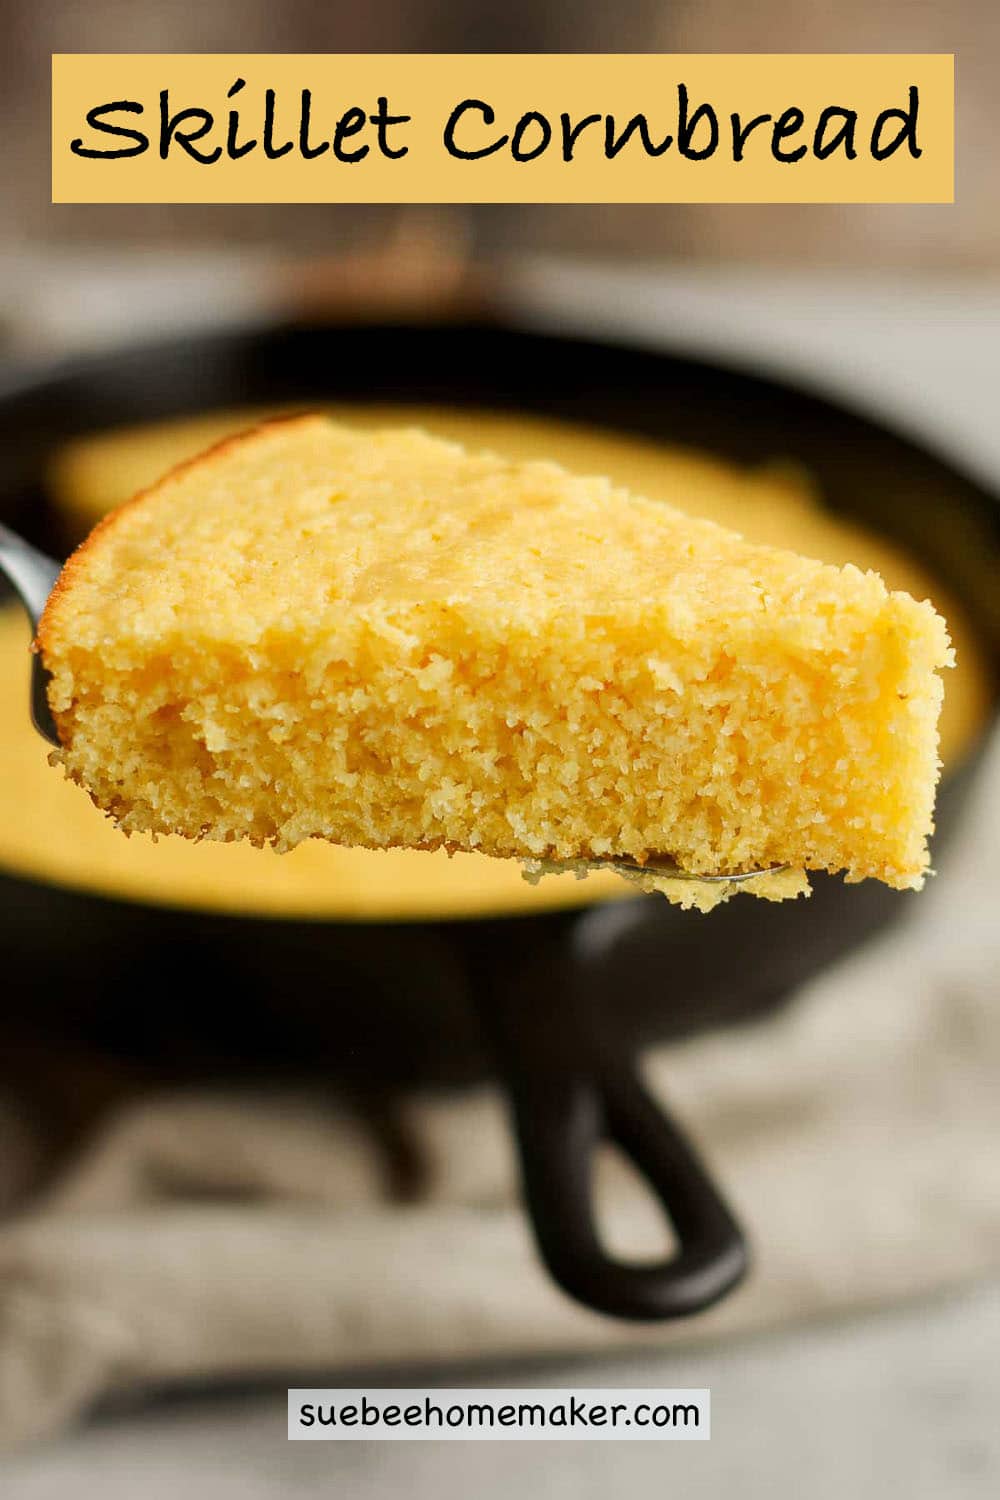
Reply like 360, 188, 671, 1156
35, 413, 326, 717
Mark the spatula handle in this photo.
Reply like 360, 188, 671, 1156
0, 523, 63, 747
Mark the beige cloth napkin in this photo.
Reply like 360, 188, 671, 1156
1, 742, 998, 1449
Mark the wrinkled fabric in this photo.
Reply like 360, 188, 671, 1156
1, 740, 998, 1450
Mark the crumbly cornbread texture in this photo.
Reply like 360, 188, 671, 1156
0, 600, 633, 920
38, 415, 952, 906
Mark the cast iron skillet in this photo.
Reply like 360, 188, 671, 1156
1, 322, 997, 1321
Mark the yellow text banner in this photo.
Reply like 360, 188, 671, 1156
52, 53, 954, 205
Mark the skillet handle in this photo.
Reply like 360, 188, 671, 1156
483, 966, 749, 1321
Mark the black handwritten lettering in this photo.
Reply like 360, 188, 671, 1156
67, 80, 934, 178
298, 89, 328, 160
814, 106, 858, 160
731, 111, 771, 162
226, 78, 256, 159
605, 114, 672, 158
511, 111, 551, 162
677, 85, 718, 160
333, 106, 368, 162
159, 94, 220, 164
371, 96, 410, 159
771, 107, 806, 163
70, 100, 148, 159
871, 86, 921, 160
263, 88, 293, 159
443, 99, 507, 159
561, 111, 601, 161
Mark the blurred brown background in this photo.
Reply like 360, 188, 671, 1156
5, 0, 997, 268
2, 6, 1000, 1490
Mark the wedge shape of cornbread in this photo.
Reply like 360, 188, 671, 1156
38, 415, 951, 909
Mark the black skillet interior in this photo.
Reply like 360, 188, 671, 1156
0, 322, 997, 1320
1, 321, 997, 1088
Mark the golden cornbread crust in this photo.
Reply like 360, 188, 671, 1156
39, 414, 315, 628
38, 415, 952, 906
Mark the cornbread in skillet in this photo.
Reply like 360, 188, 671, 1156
38, 414, 952, 907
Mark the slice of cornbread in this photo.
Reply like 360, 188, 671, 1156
38, 415, 952, 909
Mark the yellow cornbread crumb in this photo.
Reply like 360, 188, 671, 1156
0, 601, 627, 920
38, 415, 953, 904
522, 857, 810, 912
